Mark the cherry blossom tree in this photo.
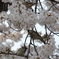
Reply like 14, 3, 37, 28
0, 0, 59, 59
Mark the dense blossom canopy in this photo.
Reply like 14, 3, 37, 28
0, 0, 59, 59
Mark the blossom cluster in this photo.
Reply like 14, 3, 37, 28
0, 0, 59, 59
1, 0, 59, 31
0, 35, 56, 59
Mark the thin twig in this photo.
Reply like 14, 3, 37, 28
45, 24, 59, 37
35, 0, 38, 13
39, 0, 43, 9
32, 39, 39, 55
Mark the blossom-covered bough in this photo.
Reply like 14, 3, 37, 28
48, 0, 59, 10
44, 0, 59, 12
0, 0, 59, 59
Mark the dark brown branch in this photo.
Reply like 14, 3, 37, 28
49, 0, 59, 4
0, 51, 27, 58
